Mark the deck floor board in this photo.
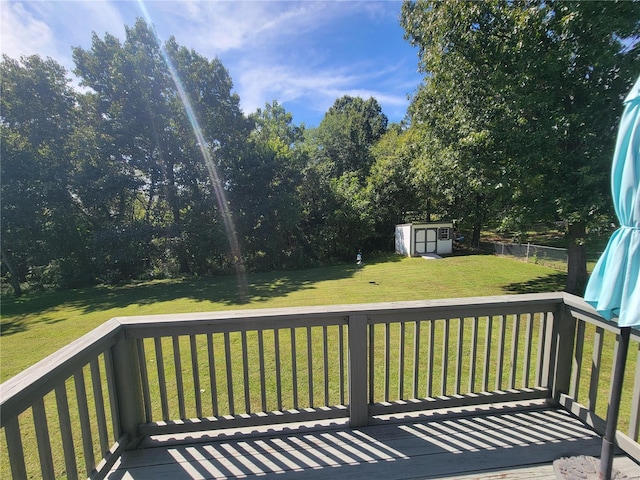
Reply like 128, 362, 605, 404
107, 405, 640, 479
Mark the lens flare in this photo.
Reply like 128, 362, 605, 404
136, 1, 248, 300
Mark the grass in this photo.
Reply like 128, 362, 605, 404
1, 253, 566, 381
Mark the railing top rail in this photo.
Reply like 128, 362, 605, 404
117, 292, 563, 332
562, 292, 640, 341
0, 318, 123, 425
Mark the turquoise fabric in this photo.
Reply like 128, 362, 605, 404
584, 76, 640, 327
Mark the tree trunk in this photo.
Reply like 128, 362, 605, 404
566, 221, 588, 295
1, 247, 22, 296
472, 193, 483, 248
472, 221, 482, 248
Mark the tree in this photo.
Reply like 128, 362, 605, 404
1, 55, 85, 292
366, 125, 420, 247
313, 95, 388, 177
72, 19, 249, 278
299, 96, 388, 260
228, 101, 305, 270
401, 0, 640, 293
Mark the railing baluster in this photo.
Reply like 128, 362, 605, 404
469, 317, 478, 392
32, 397, 55, 479
103, 347, 121, 438
241, 330, 251, 413
224, 332, 234, 415
522, 314, 533, 389
207, 334, 218, 416
307, 326, 314, 407
172, 336, 186, 419
589, 326, 604, 411
413, 321, 421, 399
291, 328, 298, 409
339, 323, 345, 405
570, 320, 586, 399
629, 342, 640, 441
384, 322, 390, 402
455, 318, 464, 395
509, 315, 520, 389
427, 320, 435, 397
398, 322, 406, 399
495, 316, 506, 390
190, 334, 202, 418
483, 316, 492, 392
368, 323, 375, 403
536, 313, 547, 387
274, 329, 283, 411
90, 357, 109, 454
441, 319, 449, 396
74, 368, 95, 476
154, 337, 169, 421
55, 383, 78, 480
258, 330, 267, 412
5, 416, 27, 479
136, 339, 152, 423
323, 325, 329, 406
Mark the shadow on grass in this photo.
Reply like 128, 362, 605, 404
1, 256, 393, 335
503, 272, 567, 294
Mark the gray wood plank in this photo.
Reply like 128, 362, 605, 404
107, 407, 640, 480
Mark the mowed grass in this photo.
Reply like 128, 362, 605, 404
1, 253, 566, 381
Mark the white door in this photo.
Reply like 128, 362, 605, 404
414, 228, 437, 254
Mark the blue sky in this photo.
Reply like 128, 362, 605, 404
1, 0, 423, 127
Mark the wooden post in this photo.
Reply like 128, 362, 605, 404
111, 336, 145, 449
348, 314, 369, 427
547, 303, 577, 402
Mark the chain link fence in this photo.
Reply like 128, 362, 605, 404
489, 241, 568, 271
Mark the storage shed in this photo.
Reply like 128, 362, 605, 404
395, 222, 453, 257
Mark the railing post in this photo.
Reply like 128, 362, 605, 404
348, 314, 369, 427
111, 335, 145, 448
547, 302, 577, 402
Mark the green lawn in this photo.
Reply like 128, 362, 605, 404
0, 253, 566, 382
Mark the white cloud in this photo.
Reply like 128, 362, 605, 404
149, 0, 347, 55
234, 58, 410, 121
1, 1, 127, 72
1, 2, 57, 59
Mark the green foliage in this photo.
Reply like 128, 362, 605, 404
6, 6, 632, 294
401, 0, 640, 290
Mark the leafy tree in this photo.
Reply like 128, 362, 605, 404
299, 96, 388, 260
366, 125, 421, 247
313, 95, 388, 178
228, 101, 305, 270
1, 55, 85, 293
72, 19, 249, 277
401, 0, 640, 293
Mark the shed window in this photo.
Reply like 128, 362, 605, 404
439, 228, 451, 240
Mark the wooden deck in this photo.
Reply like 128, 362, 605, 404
106, 402, 640, 479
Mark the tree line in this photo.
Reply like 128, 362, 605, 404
2, 2, 638, 296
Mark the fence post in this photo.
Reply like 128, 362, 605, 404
348, 314, 369, 427
546, 302, 577, 402
111, 335, 145, 448
526, 243, 530, 262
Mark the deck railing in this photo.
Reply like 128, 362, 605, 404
1, 292, 639, 479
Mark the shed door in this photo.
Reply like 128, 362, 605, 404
414, 228, 437, 254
